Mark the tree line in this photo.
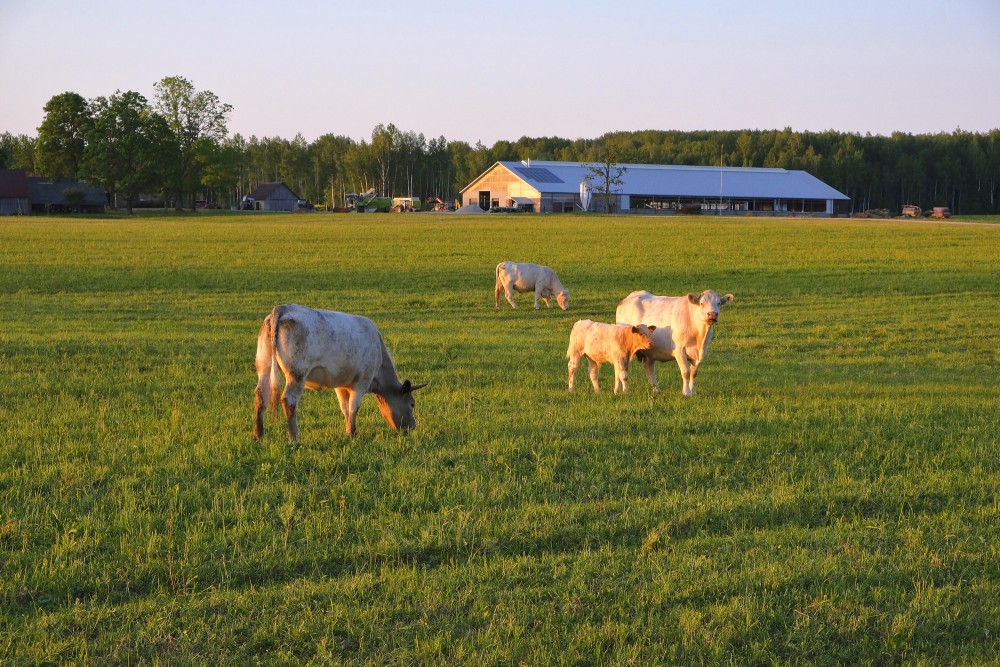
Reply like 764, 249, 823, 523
2, 78, 999, 214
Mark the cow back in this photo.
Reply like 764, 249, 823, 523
616, 292, 690, 359
275, 305, 384, 390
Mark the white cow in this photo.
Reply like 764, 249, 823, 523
615, 290, 734, 396
253, 304, 426, 439
495, 261, 570, 310
567, 320, 657, 394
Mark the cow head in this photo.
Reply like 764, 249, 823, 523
687, 290, 734, 326
376, 380, 427, 431
556, 289, 570, 310
630, 324, 657, 352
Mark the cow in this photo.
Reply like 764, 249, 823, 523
495, 261, 570, 310
615, 290, 734, 396
253, 304, 426, 439
566, 320, 657, 394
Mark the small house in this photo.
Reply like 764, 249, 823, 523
247, 182, 299, 212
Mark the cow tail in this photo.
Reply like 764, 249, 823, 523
494, 262, 504, 304
267, 305, 284, 415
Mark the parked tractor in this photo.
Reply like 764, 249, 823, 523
391, 196, 421, 212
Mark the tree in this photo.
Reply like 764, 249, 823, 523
280, 133, 312, 200
153, 76, 232, 209
83, 91, 177, 215
370, 123, 399, 196
0, 132, 37, 172
311, 134, 354, 207
585, 142, 628, 213
35, 92, 92, 181
62, 187, 85, 212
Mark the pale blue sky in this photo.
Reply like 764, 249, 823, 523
2, 0, 998, 144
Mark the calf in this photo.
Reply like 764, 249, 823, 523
566, 320, 657, 394
495, 261, 570, 310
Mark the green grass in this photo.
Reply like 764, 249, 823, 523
1, 213, 999, 665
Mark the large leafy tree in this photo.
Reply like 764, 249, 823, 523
83, 91, 177, 215
153, 76, 232, 209
35, 92, 92, 181
0, 132, 37, 172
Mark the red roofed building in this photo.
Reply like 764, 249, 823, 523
0, 169, 30, 215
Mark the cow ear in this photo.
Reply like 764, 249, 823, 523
687, 293, 699, 304
647, 325, 656, 332
722, 294, 734, 305
631, 325, 640, 333
402, 381, 428, 393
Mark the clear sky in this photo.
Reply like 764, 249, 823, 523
2, 0, 998, 145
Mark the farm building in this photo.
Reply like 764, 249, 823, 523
28, 177, 107, 213
0, 169, 30, 215
246, 182, 299, 211
460, 161, 851, 216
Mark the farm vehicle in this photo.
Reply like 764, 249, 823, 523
428, 197, 456, 211
391, 197, 421, 212
901, 204, 951, 219
345, 189, 392, 212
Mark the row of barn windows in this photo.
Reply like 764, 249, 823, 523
631, 196, 829, 213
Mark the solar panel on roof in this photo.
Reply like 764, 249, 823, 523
514, 166, 564, 183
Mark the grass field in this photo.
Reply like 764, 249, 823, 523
1, 213, 998, 664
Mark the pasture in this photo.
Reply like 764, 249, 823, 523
1, 213, 998, 664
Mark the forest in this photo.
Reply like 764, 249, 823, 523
3, 77, 999, 214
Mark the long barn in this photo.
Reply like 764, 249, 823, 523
460, 160, 850, 216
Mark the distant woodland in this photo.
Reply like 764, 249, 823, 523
3, 78, 999, 214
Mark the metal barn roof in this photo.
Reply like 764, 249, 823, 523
477, 161, 848, 200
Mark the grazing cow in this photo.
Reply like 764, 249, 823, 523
495, 261, 570, 310
615, 290, 734, 396
253, 304, 426, 439
566, 320, 657, 394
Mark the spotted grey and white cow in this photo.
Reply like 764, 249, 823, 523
615, 290, 734, 396
494, 261, 570, 310
566, 320, 657, 394
253, 304, 426, 439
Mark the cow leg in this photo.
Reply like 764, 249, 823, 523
675, 353, 694, 397
281, 376, 305, 440
533, 286, 542, 309
588, 359, 601, 393
335, 387, 351, 421
613, 359, 628, 394
503, 282, 518, 309
567, 354, 580, 392
640, 356, 660, 392
689, 361, 700, 396
344, 389, 365, 437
